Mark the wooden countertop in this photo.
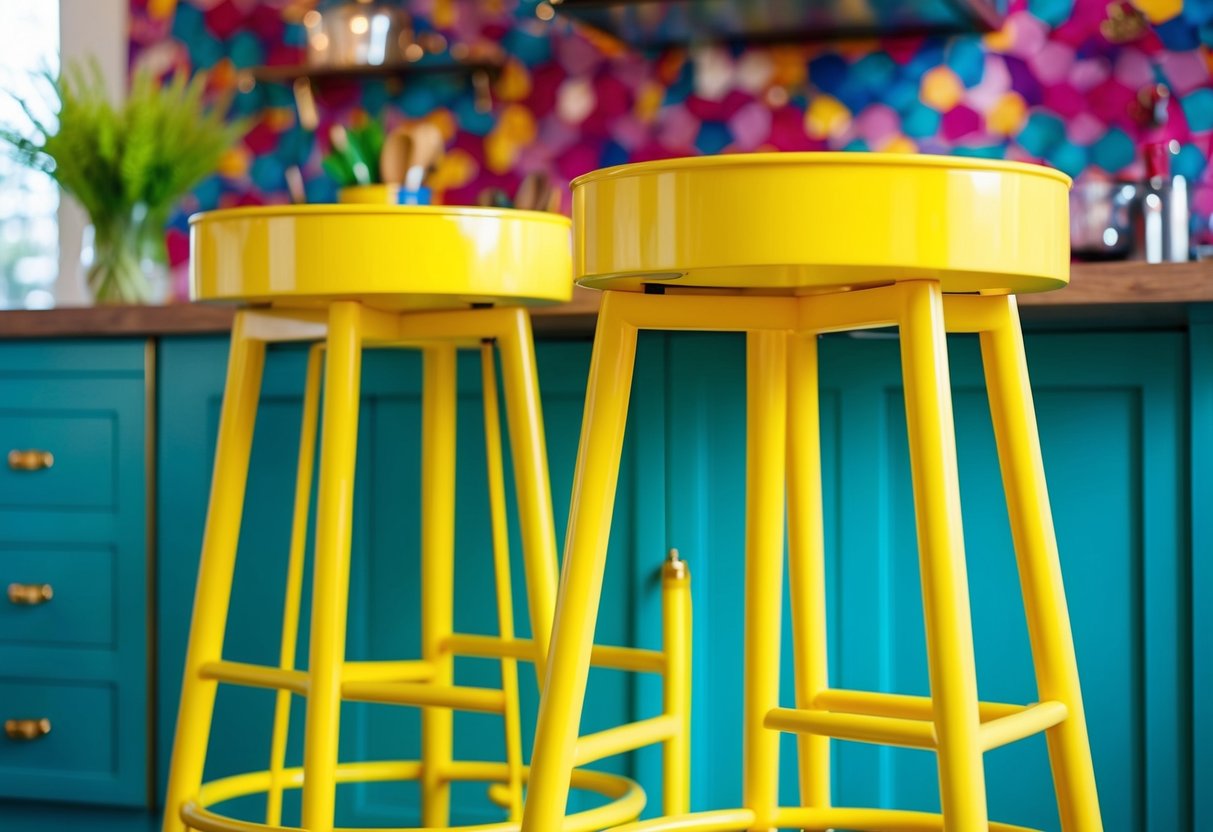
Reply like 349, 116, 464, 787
1, 260, 1209, 339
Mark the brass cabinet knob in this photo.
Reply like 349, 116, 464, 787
7, 583, 53, 605
4, 718, 51, 741
7, 449, 54, 471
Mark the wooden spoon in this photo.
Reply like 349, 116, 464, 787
379, 125, 412, 186
516, 171, 553, 211
515, 172, 539, 211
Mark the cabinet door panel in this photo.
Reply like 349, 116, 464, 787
0, 678, 116, 778
0, 545, 115, 648
0, 406, 115, 511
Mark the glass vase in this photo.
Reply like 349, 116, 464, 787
80, 208, 169, 305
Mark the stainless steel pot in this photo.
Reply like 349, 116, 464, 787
1069, 181, 1137, 260
304, 3, 412, 68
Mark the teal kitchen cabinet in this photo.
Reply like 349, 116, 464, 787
650, 331, 1191, 831
155, 334, 668, 826
0, 324, 1204, 832
0, 341, 150, 809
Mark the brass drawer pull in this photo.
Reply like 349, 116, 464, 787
8, 449, 54, 471
4, 718, 51, 741
7, 583, 53, 605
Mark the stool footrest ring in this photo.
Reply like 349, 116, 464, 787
182, 760, 645, 832
610, 806, 1044, 832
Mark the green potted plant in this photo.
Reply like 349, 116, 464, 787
1, 61, 246, 304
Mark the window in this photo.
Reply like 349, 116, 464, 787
0, 0, 127, 309
0, 0, 60, 309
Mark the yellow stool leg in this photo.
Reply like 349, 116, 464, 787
267, 344, 323, 826
977, 296, 1103, 832
301, 301, 364, 831
421, 344, 458, 828
899, 281, 988, 830
522, 292, 639, 830
163, 312, 266, 832
662, 550, 692, 816
497, 308, 560, 672
742, 330, 789, 831
786, 331, 831, 820
480, 340, 525, 820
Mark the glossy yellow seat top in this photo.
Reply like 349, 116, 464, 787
572, 153, 1071, 295
191, 205, 572, 309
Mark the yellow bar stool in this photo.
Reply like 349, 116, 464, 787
162, 204, 691, 832
523, 154, 1103, 832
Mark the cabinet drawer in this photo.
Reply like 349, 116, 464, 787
0, 677, 142, 806
0, 408, 116, 511
0, 546, 115, 649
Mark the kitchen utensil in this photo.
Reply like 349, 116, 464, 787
404, 122, 444, 193
321, 152, 354, 186
285, 165, 307, 204
379, 126, 412, 186
304, 3, 413, 68
516, 172, 552, 211
330, 124, 372, 185
476, 187, 512, 208
515, 173, 539, 211
350, 120, 385, 180
1069, 181, 1137, 260
292, 77, 319, 131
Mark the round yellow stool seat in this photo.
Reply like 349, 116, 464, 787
191, 205, 572, 310
572, 152, 1070, 295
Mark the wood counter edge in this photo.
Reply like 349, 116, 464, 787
1, 262, 1209, 339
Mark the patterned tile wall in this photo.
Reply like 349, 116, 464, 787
127, 0, 1213, 275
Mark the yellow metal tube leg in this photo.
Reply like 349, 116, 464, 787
301, 301, 364, 831
163, 312, 266, 832
786, 331, 831, 820
497, 309, 561, 673
521, 291, 640, 830
898, 281, 988, 830
268, 344, 323, 826
662, 550, 693, 816
742, 330, 789, 831
481, 341, 525, 820
977, 296, 1103, 832
421, 344, 458, 828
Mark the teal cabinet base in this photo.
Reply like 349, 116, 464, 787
0, 324, 1202, 830
0, 800, 157, 832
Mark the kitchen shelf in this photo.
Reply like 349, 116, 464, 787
551, 0, 1007, 47
243, 57, 501, 129
246, 58, 502, 87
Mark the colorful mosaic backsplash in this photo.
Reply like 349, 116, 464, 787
127, 0, 1213, 274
